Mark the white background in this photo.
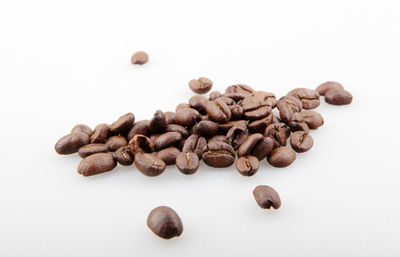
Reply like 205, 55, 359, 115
1, 0, 399, 256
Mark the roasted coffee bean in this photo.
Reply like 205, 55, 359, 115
129, 135, 154, 155
241, 92, 275, 120
243, 106, 271, 120
189, 95, 209, 112
218, 120, 247, 133
131, 51, 148, 65
226, 121, 249, 150
248, 114, 274, 133
174, 108, 200, 127
202, 142, 235, 168
114, 146, 134, 166
215, 96, 235, 106
134, 153, 166, 177
189, 77, 213, 94
229, 104, 244, 120
147, 206, 183, 239
237, 133, 262, 157
324, 89, 353, 105
316, 81, 344, 96
127, 120, 150, 141
267, 146, 296, 168
288, 121, 310, 134
105, 136, 128, 152
110, 113, 135, 135
276, 96, 302, 123
224, 84, 255, 101
176, 152, 200, 175
264, 123, 291, 147
289, 110, 324, 130
182, 134, 207, 159
166, 124, 189, 138
55, 132, 90, 155
290, 131, 313, 153
78, 143, 108, 158
71, 124, 93, 137
208, 135, 230, 145
77, 153, 116, 176
205, 98, 232, 123
164, 112, 175, 125
175, 103, 191, 112
208, 91, 222, 101
90, 124, 110, 143
236, 156, 259, 176
253, 185, 281, 209
149, 133, 161, 143
192, 120, 218, 137
156, 147, 181, 165
287, 88, 320, 109
154, 132, 183, 151
251, 136, 275, 160
149, 110, 166, 133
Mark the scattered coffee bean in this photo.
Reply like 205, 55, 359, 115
90, 124, 110, 144
192, 120, 219, 138
182, 134, 207, 159
276, 96, 302, 123
77, 153, 116, 176
176, 152, 200, 175
324, 88, 353, 105
131, 51, 148, 65
127, 120, 150, 141
189, 77, 213, 94
202, 142, 235, 168
248, 114, 274, 133
55, 132, 90, 155
290, 131, 313, 153
253, 185, 281, 209
154, 132, 183, 151
316, 81, 344, 96
134, 153, 166, 177
287, 88, 320, 109
174, 108, 200, 127
265, 123, 291, 147
226, 121, 249, 150
147, 206, 183, 239
78, 143, 108, 158
149, 110, 166, 134
110, 112, 135, 136
205, 98, 232, 123
71, 124, 93, 137
156, 147, 181, 165
267, 146, 296, 168
114, 146, 134, 166
105, 135, 128, 152
129, 135, 154, 155
238, 133, 274, 160
236, 156, 259, 176
189, 95, 209, 112
289, 110, 324, 130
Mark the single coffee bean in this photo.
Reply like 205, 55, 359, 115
316, 81, 344, 96
182, 134, 207, 159
205, 98, 232, 123
189, 95, 209, 113
236, 156, 259, 176
288, 121, 310, 134
208, 91, 222, 101
78, 143, 108, 158
154, 132, 183, 151
134, 153, 166, 177
114, 146, 134, 166
243, 105, 271, 120
248, 114, 274, 133
156, 147, 181, 165
253, 185, 281, 209
188, 77, 213, 94
218, 120, 247, 133
105, 135, 128, 152
224, 84, 255, 101
129, 135, 154, 155
175, 103, 191, 112
71, 124, 93, 137
251, 136, 275, 160
166, 124, 189, 138
131, 51, 148, 65
290, 131, 313, 153
237, 133, 263, 157
174, 108, 200, 127
147, 206, 183, 239
127, 120, 150, 141
55, 132, 90, 155
192, 120, 218, 137
176, 152, 200, 175
208, 135, 230, 145
287, 88, 320, 109
276, 96, 302, 123
324, 89, 353, 105
215, 96, 235, 106
164, 112, 175, 125
90, 124, 110, 144
109, 112, 135, 136
202, 142, 235, 168
229, 104, 244, 120
226, 121, 249, 150
149, 110, 166, 134
289, 110, 324, 130
77, 153, 116, 176
267, 146, 296, 168
264, 123, 291, 147
241, 91, 276, 111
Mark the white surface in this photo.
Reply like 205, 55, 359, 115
1, 0, 399, 256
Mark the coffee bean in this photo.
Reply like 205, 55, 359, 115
129, 135, 154, 155
77, 153, 116, 176
287, 88, 320, 109
131, 51, 148, 65
237, 133, 263, 157
55, 132, 90, 155
276, 96, 302, 123
149, 110, 166, 134
192, 120, 218, 137
156, 147, 181, 165
165, 124, 189, 138
226, 121, 249, 150
176, 152, 200, 175
175, 103, 191, 112
208, 91, 222, 101
90, 124, 110, 144
109, 113, 135, 136
174, 108, 200, 127
105, 135, 128, 152
149, 133, 161, 143
164, 112, 175, 125
147, 206, 183, 239
215, 96, 235, 106
288, 121, 310, 134
229, 104, 244, 120
127, 120, 150, 141
78, 143, 108, 158
238, 134, 274, 160
188, 77, 213, 94
208, 135, 230, 145
189, 95, 209, 112
134, 153, 166, 177
241, 92, 275, 120
248, 114, 274, 133
205, 98, 232, 123
253, 185, 281, 209
324, 89, 353, 105
264, 123, 291, 147
224, 84, 255, 101
182, 134, 206, 159
154, 132, 183, 151
236, 156, 259, 176
218, 120, 247, 133
202, 142, 235, 168
289, 110, 324, 130
316, 81, 344, 96
290, 131, 313, 153
267, 146, 296, 168
71, 124, 93, 137
114, 146, 134, 166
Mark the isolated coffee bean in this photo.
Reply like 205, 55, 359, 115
290, 110, 324, 130
208, 91, 222, 101
156, 147, 181, 165
218, 120, 246, 133
147, 206, 183, 239
134, 153, 166, 177
166, 124, 189, 138
182, 134, 207, 159
253, 185, 281, 209
131, 51, 148, 65
208, 135, 230, 145
114, 146, 134, 166
129, 135, 154, 155
110, 113, 135, 135
55, 132, 90, 155
277, 96, 302, 123
226, 121, 249, 150
90, 124, 110, 144
324, 89, 353, 105
127, 120, 150, 141
202, 142, 235, 168
71, 124, 93, 137
236, 156, 259, 176
287, 88, 320, 109
290, 131, 313, 153
248, 114, 274, 133
77, 153, 116, 176
189, 77, 213, 94
164, 112, 175, 125
189, 95, 209, 112
149, 110, 166, 134
267, 146, 296, 168
265, 123, 291, 147
192, 120, 218, 137
205, 98, 232, 123
78, 143, 108, 158
154, 132, 183, 151
105, 136, 128, 152
224, 84, 255, 101
176, 152, 200, 175
174, 108, 200, 127
316, 81, 344, 96
229, 104, 244, 120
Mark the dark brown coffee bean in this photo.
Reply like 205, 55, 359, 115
276, 96, 302, 123
134, 153, 166, 177
129, 135, 154, 155
174, 108, 200, 127
288, 121, 310, 134
109, 113, 135, 135
237, 133, 263, 157
90, 124, 110, 144
224, 84, 255, 101
250, 136, 275, 160
208, 135, 230, 145
182, 134, 206, 159
131, 51, 148, 65
147, 206, 183, 239
71, 124, 93, 137
149, 110, 166, 134
324, 89, 353, 105
218, 120, 247, 133
156, 147, 181, 165
105, 136, 128, 152
241, 91, 276, 110
290, 131, 313, 153
253, 185, 281, 209
176, 152, 200, 175
154, 132, 183, 151
229, 104, 244, 120
236, 156, 259, 176
78, 143, 108, 158
215, 96, 235, 106
189, 95, 209, 112
55, 132, 90, 155
289, 110, 324, 130
175, 103, 191, 112
267, 146, 296, 168
114, 146, 134, 166
243, 106, 271, 120
127, 120, 150, 141
205, 98, 232, 123
202, 142, 235, 168
264, 123, 291, 147
226, 121, 249, 150
208, 91, 222, 101
77, 153, 116, 176
192, 120, 218, 137
248, 114, 274, 133
188, 77, 213, 94
165, 124, 189, 138
287, 88, 320, 109
316, 81, 344, 96
164, 112, 175, 125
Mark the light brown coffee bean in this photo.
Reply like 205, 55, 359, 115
189, 77, 213, 94
105, 136, 128, 152
131, 51, 148, 64
316, 81, 344, 96
71, 124, 93, 137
